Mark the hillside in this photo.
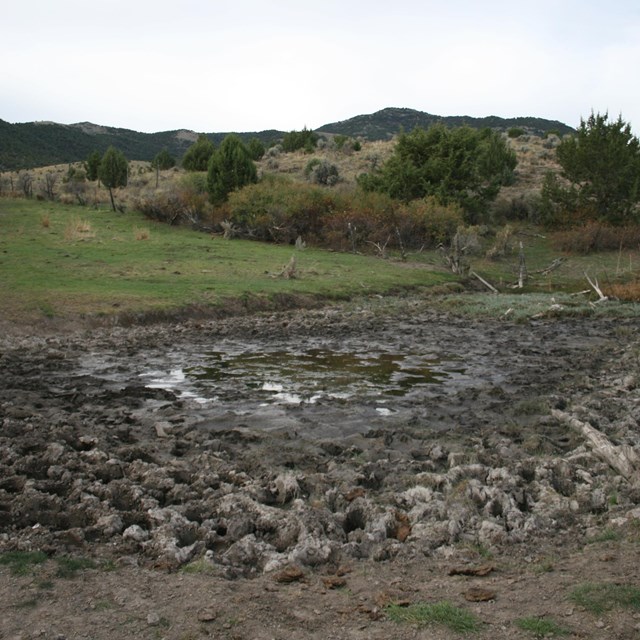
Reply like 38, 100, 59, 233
0, 121, 282, 171
317, 107, 575, 140
0, 107, 573, 170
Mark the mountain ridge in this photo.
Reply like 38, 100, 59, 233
0, 107, 573, 170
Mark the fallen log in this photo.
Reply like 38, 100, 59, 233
552, 409, 639, 482
470, 271, 498, 294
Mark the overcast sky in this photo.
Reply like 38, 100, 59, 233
3, 0, 640, 134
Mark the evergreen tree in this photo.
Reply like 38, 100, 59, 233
182, 134, 215, 171
85, 150, 102, 181
98, 146, 128, 211
358, 125, 516, 222
207, 135, 258, 205
551, 112, 640, 224
152, 148, 176, 170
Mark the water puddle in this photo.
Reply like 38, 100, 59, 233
140, 346, 466, 408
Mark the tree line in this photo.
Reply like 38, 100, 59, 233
82, 112, 640, 231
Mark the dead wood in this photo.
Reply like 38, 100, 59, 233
552, 409, 639, 482
470, 271, 498, 294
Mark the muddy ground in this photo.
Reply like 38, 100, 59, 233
1, 297, 640, 639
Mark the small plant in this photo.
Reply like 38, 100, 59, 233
55, 556, 96, 578
570, 583, 640, 614
385, 601, 481, 633
515, 616, 570, 637
586, 528, 621, 544
134, 226, 150, 240
180, 558, 215, 575
64, 218, 95, 241
0, 550, 47, 576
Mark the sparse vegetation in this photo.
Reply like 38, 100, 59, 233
515, 616, 570, 637
0, 551, 47, 575
385, 601, 481, 633
570, 583, 640, 614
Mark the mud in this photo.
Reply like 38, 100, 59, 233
1, 297, 640, 639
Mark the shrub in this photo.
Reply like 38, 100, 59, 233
282, 127, 318, 153
207, 134, 258, 205
508, 127, 526, 138
552, 222, 640, 253
305, 159, 340, 185
226, 175, 336, 243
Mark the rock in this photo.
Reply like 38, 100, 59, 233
123, 524, 149, 542
197, 608, 218, 622
146, 612, 161, 626
463, 587, 496, 602
274, 566, 305, 583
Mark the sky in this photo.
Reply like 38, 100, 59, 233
3, 0, 640, 134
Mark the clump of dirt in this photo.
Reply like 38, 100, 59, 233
1, 298, 639, 639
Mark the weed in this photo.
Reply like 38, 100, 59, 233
64, 217, 94, 241
55, 556, 96, 578
180, 558, 216, 575
533, 556, 555, 574
134, 226, 150, 240
586, 528, 621, 544
385, 601, 481, 633
515, 616, 570, 637
37, 580, 54, 590
14, 596, 40, 609
570, 583, 640, 614
0, 550, 47, 576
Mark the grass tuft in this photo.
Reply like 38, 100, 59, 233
570, 583, 640, 614
0, 550, 48, 575
515, 616, 570, 637
385, 601, 481, 633
55, 556, 97, 578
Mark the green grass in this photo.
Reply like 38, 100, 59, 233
585, 528, 621, 544
570, 583, 640, 614
0, 198, 454, 323
515, 616, 570, 637
0, 550, 48, 575
385, 601, 481, 633
55, 556, 96, 578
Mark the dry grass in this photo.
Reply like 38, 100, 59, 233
133, 226, 150, 241
64, 218, 95, 241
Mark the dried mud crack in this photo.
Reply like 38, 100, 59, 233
1, 299, 639, 639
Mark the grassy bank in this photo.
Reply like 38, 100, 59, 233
0, 198, 455, 323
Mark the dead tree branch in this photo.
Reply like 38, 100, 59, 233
552, 410, 639, 482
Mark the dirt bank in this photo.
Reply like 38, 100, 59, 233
1, 298, 639, 639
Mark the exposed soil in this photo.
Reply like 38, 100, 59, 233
1, 297, 640, 640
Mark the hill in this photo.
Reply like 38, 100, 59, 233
0, 121, 282, 171
317, 107, 574, 140
0, 107, 573, 170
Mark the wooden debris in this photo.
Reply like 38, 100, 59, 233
470, 271, 498, 294
552, 410, 639, 482
463, 587, 497, 602
448, 563, 495, 577
584, 271, 608, 303
279, 255, 297, 279
322, 575, 347, 589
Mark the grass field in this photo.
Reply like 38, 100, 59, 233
0, 198, 456, 323
2, 197, 639, 325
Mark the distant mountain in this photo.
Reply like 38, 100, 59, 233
0, 121, 282, 171
0, 107, 574, 170
317, 107, 574, 140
